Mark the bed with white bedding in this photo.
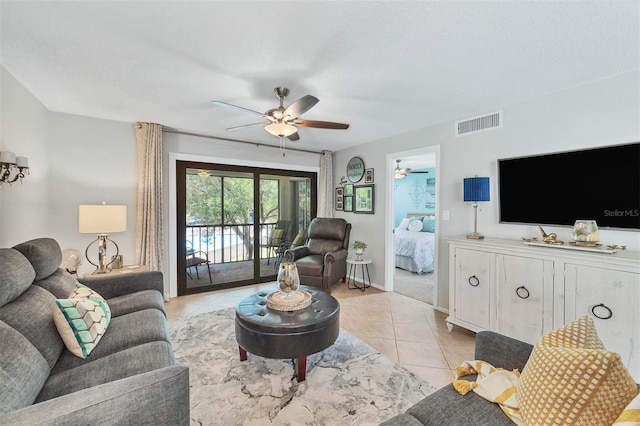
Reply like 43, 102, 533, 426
394, 213, 436, 274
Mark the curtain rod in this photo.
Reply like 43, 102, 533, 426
162, 127, 323, 155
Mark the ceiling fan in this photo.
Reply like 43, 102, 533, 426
211, 87, 349, 141
394, 159, 430, 179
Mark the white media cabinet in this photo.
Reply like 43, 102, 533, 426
446, 236, 640, 381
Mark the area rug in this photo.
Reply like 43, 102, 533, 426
169, 308, 436, 425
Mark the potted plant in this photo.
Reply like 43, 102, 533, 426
352, 241, 367, 260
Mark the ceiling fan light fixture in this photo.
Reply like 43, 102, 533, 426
265, 122, 297, 137
394, 171, 406, 179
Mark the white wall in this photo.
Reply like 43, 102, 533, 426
47, 112, 138, 276
333, 70, 640, 310
0, 66, 138, 275
0, 67, 50, 245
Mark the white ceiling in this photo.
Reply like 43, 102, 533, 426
1, 1, 638, 153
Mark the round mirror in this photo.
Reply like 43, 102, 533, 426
347, 156, 365, 183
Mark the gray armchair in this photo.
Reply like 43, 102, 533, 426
284, 218, 351, 294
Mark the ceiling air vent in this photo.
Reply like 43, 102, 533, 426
455, 111, 502, 136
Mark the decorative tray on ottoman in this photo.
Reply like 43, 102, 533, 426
266, 290, 312, 311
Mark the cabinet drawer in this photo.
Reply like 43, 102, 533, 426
565, 264, 639, 380
453, 248, 491, 329
496, 255, 552, 344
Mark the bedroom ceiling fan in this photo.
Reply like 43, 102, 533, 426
394, 159, 430, 179
211, 87, 349, 142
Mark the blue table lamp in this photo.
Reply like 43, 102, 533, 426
464, 176, 490, 240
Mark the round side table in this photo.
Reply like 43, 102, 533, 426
346, 258, 372, 291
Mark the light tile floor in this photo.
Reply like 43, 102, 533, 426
165, 282, 476, 389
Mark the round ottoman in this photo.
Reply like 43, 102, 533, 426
235, 285, 340, 382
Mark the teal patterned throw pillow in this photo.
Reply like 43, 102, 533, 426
52, 284, 111, 358
69, 282, 111, 322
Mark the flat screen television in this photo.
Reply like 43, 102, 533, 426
498, 142, 640, 230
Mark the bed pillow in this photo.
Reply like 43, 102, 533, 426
407, 219, 423, 232
398, 218, 412, 230
422, 216, 436, 232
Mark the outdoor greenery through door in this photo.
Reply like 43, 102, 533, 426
176, 161, 317, 296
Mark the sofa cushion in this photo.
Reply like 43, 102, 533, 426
51, 308, 171, 374
35, 269, 84, 299
0, 285, 65, 369
291, 231, 306, 247
0, 320, 50, 414
294, 254, 324, 276
307, 217, 348, 241
107, 289, 166, 318
13, 238, 62, 281
382, 382, 516, 426
307, 239, 343, 255
53, 297, 111, 359
518, 316, 638, 426
0, 248, 35, 308
36, 340, 176, 402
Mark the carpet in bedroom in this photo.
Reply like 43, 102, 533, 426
169, 308, 436, 425
393, 267, 434, 305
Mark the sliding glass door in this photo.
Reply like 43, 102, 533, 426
176, 161, 316, 295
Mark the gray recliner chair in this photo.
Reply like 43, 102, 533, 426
284, 218, 351, 294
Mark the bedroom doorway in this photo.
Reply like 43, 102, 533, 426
386, 147, 439, 307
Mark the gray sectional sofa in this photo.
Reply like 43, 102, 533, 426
0, 238, 189, 425
380, 330, 533, 425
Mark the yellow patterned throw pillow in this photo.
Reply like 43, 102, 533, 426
518, 316, 638, 426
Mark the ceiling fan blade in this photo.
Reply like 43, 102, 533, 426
211, 101, 264, 117
283, 95, 319, 119
408, 170, 429, 174
225, 122, 270, 131
287, 132, 300, 141
293, 119, 349, 129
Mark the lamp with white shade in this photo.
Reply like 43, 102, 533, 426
463, 176, 490, 240
79, 203, 127, 274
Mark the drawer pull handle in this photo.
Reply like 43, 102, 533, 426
591, 303, 612, 320
516, 286, 530, 299
468, 275, 480, 287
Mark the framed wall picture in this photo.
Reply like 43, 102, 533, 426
364, 168, 374, 183
335, 187, 343, 210
344, 183, 354, 196
354, 184, 374, 214
336, 200, 343, 211
344, 195, 353, 212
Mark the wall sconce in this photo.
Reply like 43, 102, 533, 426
79, 203, 127, 274
0, 151, 29, 185
463, 176, 490, 240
